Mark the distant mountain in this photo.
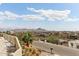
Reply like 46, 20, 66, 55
0, 28, 12, 32
11, 28, 47, 32
35, 28, 47, 32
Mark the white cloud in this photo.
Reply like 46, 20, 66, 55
20, 15, 45, 21
0, 11, 5, 20
0, 8, 78, 22
5, 11, 19, 17
64, 18, 79, 22
27, 7, 79, 22
0, 11, 45, 21
0, 11, 20, 20
27, 7, 71, 21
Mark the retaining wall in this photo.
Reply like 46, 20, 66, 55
3, 33, 22, 56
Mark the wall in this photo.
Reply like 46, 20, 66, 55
3, 33, 22, 56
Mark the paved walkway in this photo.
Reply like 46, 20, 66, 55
0, 37, 12, 56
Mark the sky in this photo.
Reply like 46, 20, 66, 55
0, 3, 79, 31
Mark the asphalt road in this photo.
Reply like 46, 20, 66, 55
33, 41, 79, 56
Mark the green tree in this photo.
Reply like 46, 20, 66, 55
6, 31, 10, 34
22, 32, 33, 47
47, 35, 59, 44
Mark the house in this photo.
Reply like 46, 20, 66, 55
58, 39, 68, 46
68, 40, 79, 49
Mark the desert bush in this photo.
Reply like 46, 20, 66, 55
23, 47, 41, 56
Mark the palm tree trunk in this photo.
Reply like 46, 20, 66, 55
26, 42, 29, 47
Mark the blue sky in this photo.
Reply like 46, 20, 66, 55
0, 3, 79, 31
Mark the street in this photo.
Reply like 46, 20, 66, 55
33, 41, 79, 56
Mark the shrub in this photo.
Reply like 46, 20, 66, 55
47, 35, 59, 44
23, 47, 41, 56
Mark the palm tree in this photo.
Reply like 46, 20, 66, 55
22, 32, 33, 47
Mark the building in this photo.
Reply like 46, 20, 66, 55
58, 39, 68, 46
68, 40, 79, 49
